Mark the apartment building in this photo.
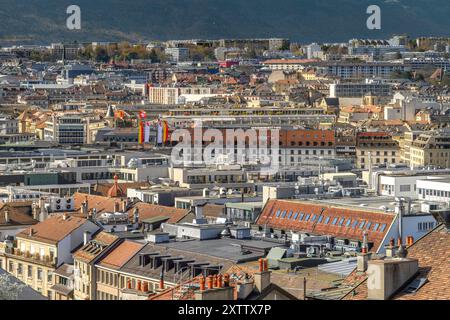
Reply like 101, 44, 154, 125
417, 177, 450, 203
318, 62, 409, 79
409, 129, 450, 169
165, 47, 189, 62
329, 82, 392, 98
73, 231, 121, 300
148, 86, 212, 105
1, 215, 100, 299
44, 114, 86, 145
356, 132, 401, 169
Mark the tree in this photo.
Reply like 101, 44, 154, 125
0, 273, 25, 300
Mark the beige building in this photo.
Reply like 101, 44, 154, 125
356, 132, 401, 169
409, 129, 450, 169
73, 231, 120, 300
1, 215, 99, 299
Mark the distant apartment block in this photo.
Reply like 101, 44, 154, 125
164, 47, 189, 62
329, 82, 392, 98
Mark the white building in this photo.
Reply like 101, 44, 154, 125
417, 178, 450, 203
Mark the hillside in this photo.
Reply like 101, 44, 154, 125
0, 0, 449, 44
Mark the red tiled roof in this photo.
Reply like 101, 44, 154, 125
17, 215, 90, 244
343, 224, 450, 300
257, 200, 395, 252
73, 193, 189, 224
98, 240, 144, 270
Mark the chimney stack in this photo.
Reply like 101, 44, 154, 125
122, 199, 127, 213
199, 275, 206, 291
407, 235, 414, 246
83, 231, 91, 246
207, 276, 214, 290
4, 210, 9, 223
254, 259, 271, 294
159, 271, 165, 290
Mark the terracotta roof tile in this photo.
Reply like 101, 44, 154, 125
98, 240, 144, 270
257, 200, 395, 252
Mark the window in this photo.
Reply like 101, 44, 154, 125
366, 222, 372, 230
48, 272, 53, 283
359, 221, 366, 229
332, 217, 338, 225
281, 211, 287, 218
17, 263, 23, 276
287, 211, 293, 219
293, 212, 298, 220
324, 217, 331, 224
338, 218, 345, 226
380, 224, 387, 232
400, 185, 411, 192
299, 213, 304, 220
311, 214, 317, 222
37, 268, 43, 281
275, 210, 281, 218
345, 219, 352, 227
373, 223, 380, 231
9, 261, 14, 272
305, 214, 311, 221
27, 266, 32, 278
318, 216, 324, 223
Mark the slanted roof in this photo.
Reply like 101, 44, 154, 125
0, 201, 38, 227
98, 240, 144, 270
342, 224, 450, 300
73, 231, 119, 263
17, 215, 89, 245
257, 200, 395, 252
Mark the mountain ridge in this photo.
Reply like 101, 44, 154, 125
0, 0, 449, 44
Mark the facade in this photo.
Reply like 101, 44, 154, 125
356, 132, 400, 169
44, 115, 86, 145
1, 215, 100, 299
409, 129, 450, 169
165, 47, 189, 62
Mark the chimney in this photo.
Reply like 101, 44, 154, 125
114, 202, 120, 213
29, 228, 33, 237
385, 238, 397, 258
122, 200, 127, 213
207, 276, 214, 290
133, 208, 139, 224
199, 275, 206, 291
83, 231, 91, 246
4, 210, 10, 223
142, 282, 149, 292
254, 259, 271, 294
32, 203, 39, 220
195, 273, 235, 300
367, 258, 419, 300
407, 235, 414, 246
357, 231, 372, 272
137, 280, 142, 291
159, 271, 165, 290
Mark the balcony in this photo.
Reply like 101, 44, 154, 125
7, 248, 57, 268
